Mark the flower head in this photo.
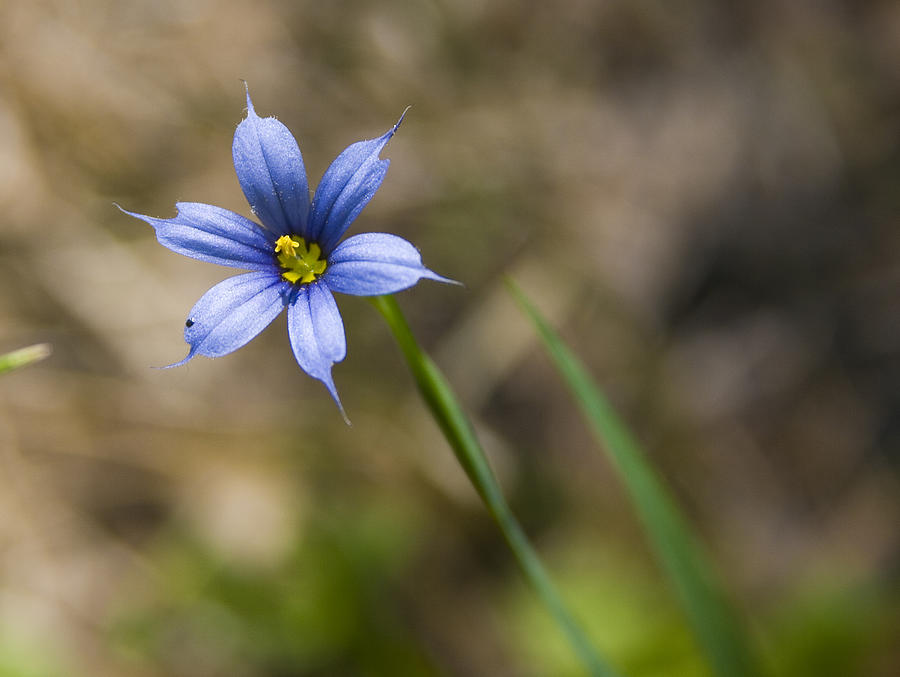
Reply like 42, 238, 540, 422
121, 88, 452, 415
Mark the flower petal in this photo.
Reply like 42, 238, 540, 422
119, 202, 277, 271
287, 281, 347, 411
323, 232, 455, 296
232, 88, 310, 237
169, 271, 288, 366
308, 110, 407, 254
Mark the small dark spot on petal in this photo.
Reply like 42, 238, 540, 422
185, 318, 195, 328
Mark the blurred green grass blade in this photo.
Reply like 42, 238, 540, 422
371, 295, 622, 677
0, 343, 51, 375
507, 280, 761, 677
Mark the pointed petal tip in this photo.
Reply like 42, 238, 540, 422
152, 351, 195, 369
396, 105, 411, 129
241, 80, 255, 116
116, 203, 161, 230
337, 401, 352, 426
309, 345, 350, 423
114, 202, 138, 218
321, 375, 351, 425
115, 201, 179, 227
385, 105, 411, 140
427, 270, 463, 287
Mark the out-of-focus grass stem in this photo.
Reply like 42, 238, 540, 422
0, 343, 51, 375
507, 278, 763, 677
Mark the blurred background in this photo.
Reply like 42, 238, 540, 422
1, 0, 898, 675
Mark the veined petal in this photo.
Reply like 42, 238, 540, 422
170, 271, 289, 366
119, 203, 277, 271
308, 110, 408, 254
233, 88, 310, 238
287, 281, 347, 411
324, 232, 455, 296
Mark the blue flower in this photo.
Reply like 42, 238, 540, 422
121, 89, 452, 414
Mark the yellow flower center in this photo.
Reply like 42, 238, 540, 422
274, 235, 327, 284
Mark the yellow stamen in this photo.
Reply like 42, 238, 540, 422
275, 235, 327, 284
274, 235, 299, 257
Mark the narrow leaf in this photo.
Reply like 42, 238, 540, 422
371, 294, 622, 677
508, 279, 761, 677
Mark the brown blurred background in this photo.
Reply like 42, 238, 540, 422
0, 1, 898, 675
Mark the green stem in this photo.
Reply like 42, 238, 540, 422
371, 295, 621, 677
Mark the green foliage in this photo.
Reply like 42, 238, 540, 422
371, 294, 621, 677
0, 637, 68, 677
109, 501, 436, 676
767, 578, 900, 677
508, 280, 762, 677
506, 543, 709, 677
